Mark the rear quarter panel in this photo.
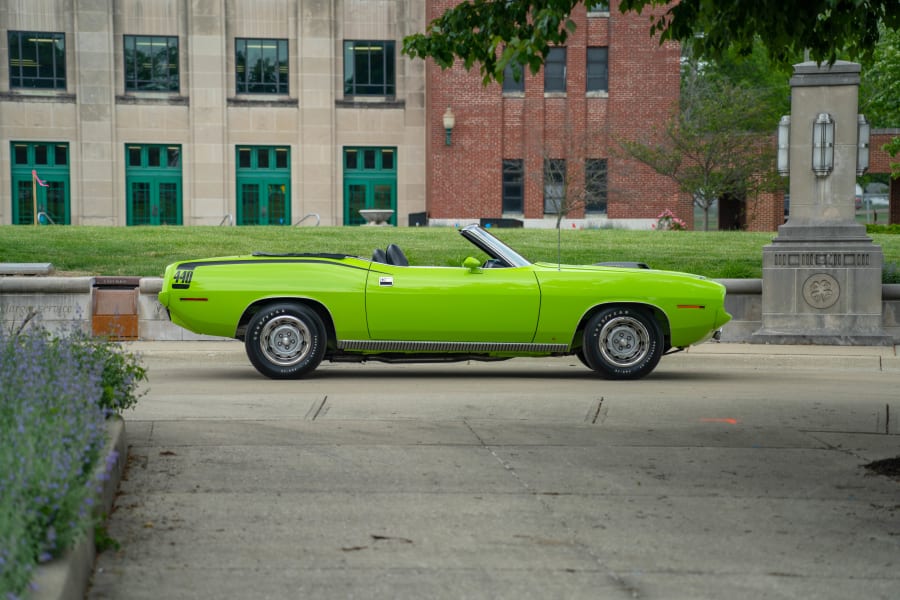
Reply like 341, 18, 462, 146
160, 257, 370, 339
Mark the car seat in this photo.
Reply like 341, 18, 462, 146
385, 244, 408, 266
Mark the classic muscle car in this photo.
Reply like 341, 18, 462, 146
158, 225, 730, 380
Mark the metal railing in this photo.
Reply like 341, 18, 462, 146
219, 213, 234, 226
37, 211, 56, 225
294, 213, 320, 226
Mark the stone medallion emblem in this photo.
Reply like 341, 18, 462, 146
802, 273, 840, 309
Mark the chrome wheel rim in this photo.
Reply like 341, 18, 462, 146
598, 316, 651, 368
259, 315, 312, 367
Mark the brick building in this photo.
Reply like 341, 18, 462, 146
425, 0, 687, 229
870, 130, 900, 224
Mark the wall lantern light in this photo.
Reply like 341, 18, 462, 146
443, 107, 455, 146
856, 114, 870, 176
776, 115, 790, 176
811, 112, 834, 177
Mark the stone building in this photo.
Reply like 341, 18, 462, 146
0, 0, 425, 226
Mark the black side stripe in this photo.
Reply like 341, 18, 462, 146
174, 258, 371, 272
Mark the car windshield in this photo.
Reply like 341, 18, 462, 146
459, 224, 531, 268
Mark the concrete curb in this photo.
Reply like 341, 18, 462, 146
28, 417, 127, 600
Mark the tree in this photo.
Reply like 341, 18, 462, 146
859, 24, 900, 128
536, 155, 609, 228
885, 137, 900, 179
619, 72, 782, 231
403, 0, 899, 86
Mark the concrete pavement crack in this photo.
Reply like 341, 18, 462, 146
461, 418, 642, 598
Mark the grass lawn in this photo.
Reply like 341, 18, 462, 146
2, 225, 899, 281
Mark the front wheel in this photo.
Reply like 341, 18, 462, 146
582, 306, 663, 380
245, 303, 326, 379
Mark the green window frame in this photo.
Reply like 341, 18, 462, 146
343, 41, 395, 97
8, 31, 66, 90
124, 35, 179, 92
125, 144, 183, 226
10, 141, 70, 225
235, 38, 288, 94
236, 146, 291, 225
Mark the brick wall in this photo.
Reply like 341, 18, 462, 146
426, 0, 683, 225
870, 130, 899, 225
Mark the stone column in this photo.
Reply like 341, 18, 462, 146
752, 61, 890, 345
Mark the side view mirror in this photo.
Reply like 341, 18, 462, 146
463, 256, 482, 273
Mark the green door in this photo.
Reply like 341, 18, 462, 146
10, 142, 70, 224
365, 265, 541, 342
237, 181, 289, 225
235, 146, 291, 225
125, 144, 183, 225
343, 147, 397, 225
343, 179, 396, 225
12, 177, 70, 224
127, 179, 182, 225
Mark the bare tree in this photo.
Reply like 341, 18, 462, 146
619, 71, 781, 231
527, 123, 609, 229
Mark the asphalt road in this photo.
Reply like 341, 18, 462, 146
88, 342, 900, 600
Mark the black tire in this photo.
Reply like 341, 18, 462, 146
582, 306, 663, 380
245, 303, 326, 379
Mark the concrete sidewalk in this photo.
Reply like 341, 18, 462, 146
87, 342, 899, 600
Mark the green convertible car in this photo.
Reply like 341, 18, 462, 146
158, 225, 730, 380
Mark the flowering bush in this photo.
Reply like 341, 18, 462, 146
0, 325, 145, 599
653, 209, 688, 231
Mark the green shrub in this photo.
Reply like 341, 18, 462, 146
0, 323, 146, 598
68, 331, 148, 414
867, 224, 900, 235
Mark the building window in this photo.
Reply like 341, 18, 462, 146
8, 31, 66, 90
587, 1, 610, 16
544, 47, 566, 93
236, 146, 291, 225
587, 47, 608, 93
585, 159, 608, 214
502, 159, 524, 215
502, 61, 524, 94
344, 41, 395, 96
124, 36, 179, 92
543, 159, 566, 213
235, 39, 288, 94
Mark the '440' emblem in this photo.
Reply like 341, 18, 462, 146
172, 269, 194, 288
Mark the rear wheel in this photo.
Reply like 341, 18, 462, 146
245, 303, 326, 379
582, 306, 663, 380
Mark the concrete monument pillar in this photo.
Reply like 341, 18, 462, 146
752, 61, 890, 345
